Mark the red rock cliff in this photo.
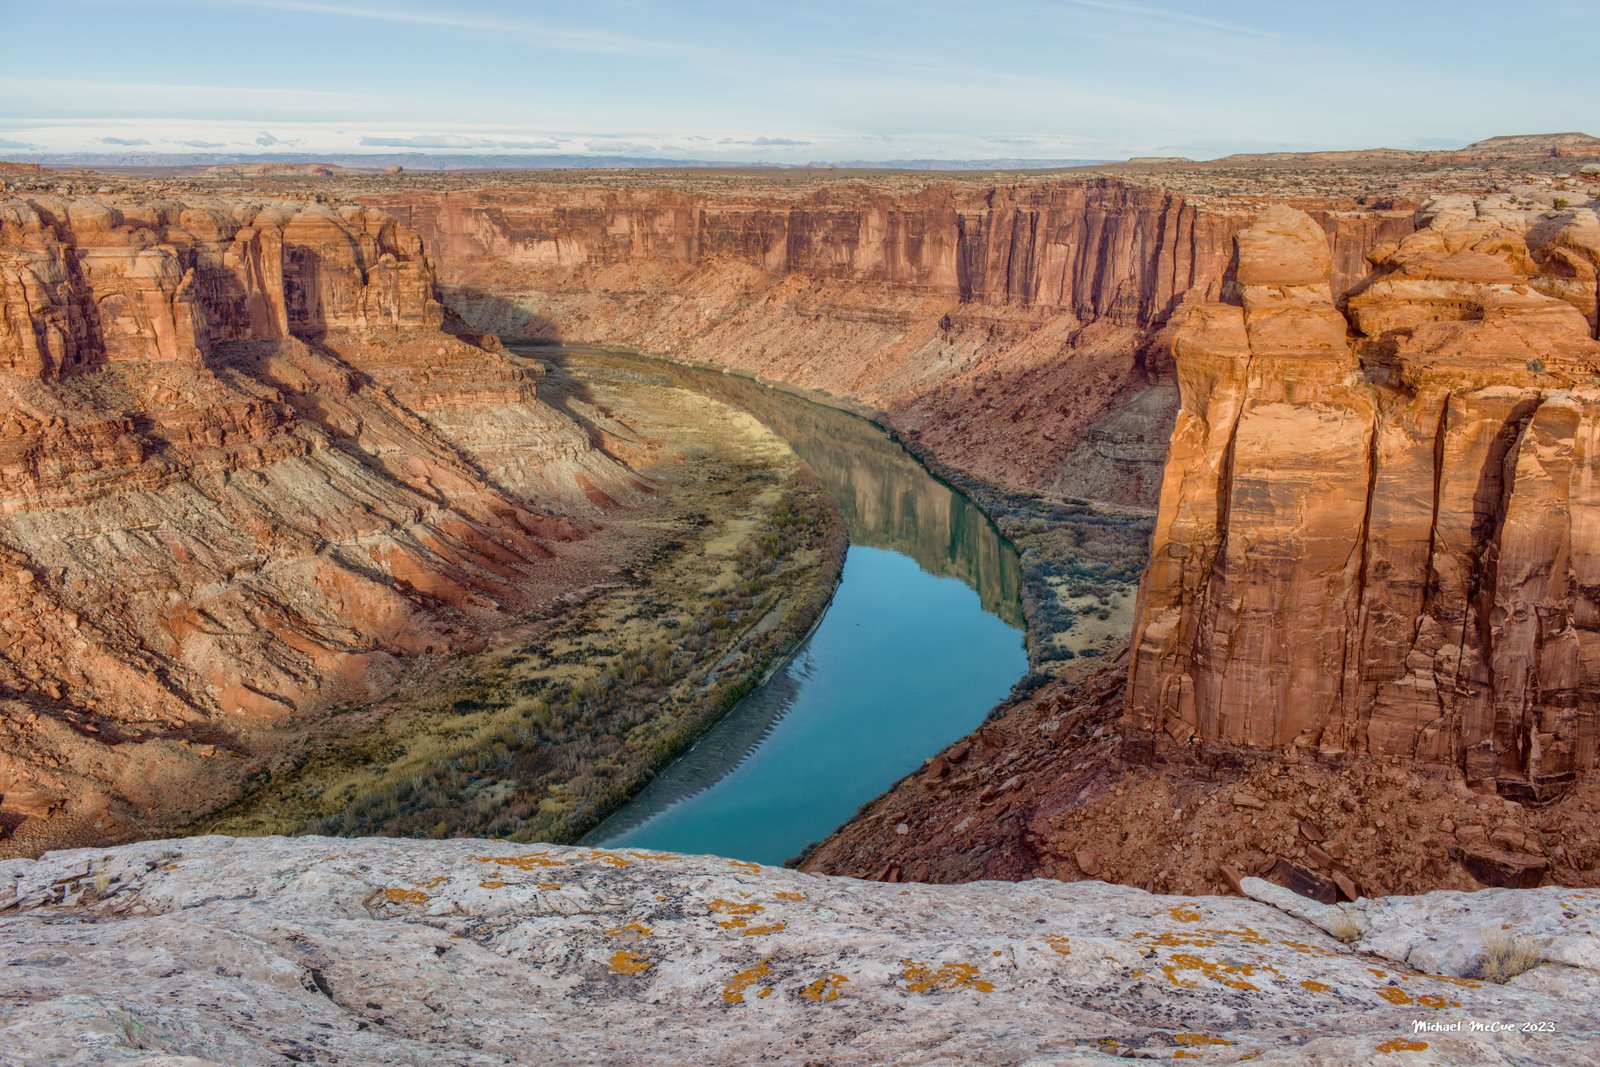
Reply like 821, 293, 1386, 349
0, 194, 626, 850
369, 180, 1414, 505
1127, 197, 1600, 801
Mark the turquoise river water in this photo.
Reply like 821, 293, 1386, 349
567, 350, 1027, 865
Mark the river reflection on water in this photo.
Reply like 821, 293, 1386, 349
559, 349, 1027, 865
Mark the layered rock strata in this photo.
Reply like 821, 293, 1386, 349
1126, 197, 1600, 802
0, 195, 627, 851
5, 835, 1598, 1065
368, 181, 1415, 506
808, 195, 1600, 899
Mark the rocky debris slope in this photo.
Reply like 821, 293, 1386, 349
803, 655, 1600, 898
366, 180, 1414, 507
1126, 194, 1600, 804
0, 194, 631, 855
3, 836, 1598, 1065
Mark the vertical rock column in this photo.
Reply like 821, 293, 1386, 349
1127, 206, 1376, 752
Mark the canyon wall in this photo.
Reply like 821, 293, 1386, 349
0, 194, 627, 851
368, 180, 1415, 506
1126, 196, 1600, 802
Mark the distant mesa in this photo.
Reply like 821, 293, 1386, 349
1461, 131, 1600, 157
203, 162, 345, 178
1156, 131, 1600, 171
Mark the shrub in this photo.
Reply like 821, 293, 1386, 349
1476, 933, 1546, 983
1325, 906, 1364, 944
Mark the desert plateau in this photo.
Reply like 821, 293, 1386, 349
4, 2, 1600, 1063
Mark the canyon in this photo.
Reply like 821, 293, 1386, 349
0, 191, 744, 856
3, 136, 1600, 917
363, 176, 1416, 510
804, 181, 1600, 900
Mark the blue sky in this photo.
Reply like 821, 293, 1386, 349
2, 0, 1596, 162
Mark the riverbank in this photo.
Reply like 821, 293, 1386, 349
533, 342, 1152, 684
197, 357, 846, 845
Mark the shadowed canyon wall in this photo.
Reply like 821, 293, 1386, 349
0, 194, 627, 849
1126, 197, 1600, 801
368, 180, 1416, 507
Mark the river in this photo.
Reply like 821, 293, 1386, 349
559, 349, 1027, 865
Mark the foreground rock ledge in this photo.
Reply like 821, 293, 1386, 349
2, 838, 1598, 1065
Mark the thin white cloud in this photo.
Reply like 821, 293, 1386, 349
718, 136, 811, 147
0, 137, 42, 150
358, 134, 564, 150
218, 0, 698, 56
582, 139, 676, 156
1058, 0, 1279, 39
100, 136, 152, 145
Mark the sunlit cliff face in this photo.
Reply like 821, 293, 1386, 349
1127, 197, 1600, 801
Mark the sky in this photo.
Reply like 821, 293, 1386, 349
2, 0, 1597, 163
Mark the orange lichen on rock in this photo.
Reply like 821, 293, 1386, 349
1160, 953, 1260, 992
1279, 939, 1340, 958
799, 973, 849, 1003
1376, 1039, 1430, 1054
608, 950, 652, 976
1169, 905, 1202, 923
740, 922, 786, 937
709, 899, 765, 929
722, 962, 774, 1004
1137, 931, 1221, 949
604, 921, 653, 939
901, 960, 996, 994
1377, 986, 1459, 1009
1412, 974, 1482, 989
471, 853, 564, 871
1174, 1033, 1234, 1047
1299, 980, 1332, 993
1046, 936, 1072, 956
382, 887, 428, 905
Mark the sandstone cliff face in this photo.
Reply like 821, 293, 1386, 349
0, 194, 626, 850
1127, 196, 1600, 804
368, 181, 1415, 506
0, 196, 443, 378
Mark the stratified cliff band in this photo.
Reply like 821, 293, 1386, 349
0, 194, 628, 851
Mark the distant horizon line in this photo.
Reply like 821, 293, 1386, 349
6, 130, 1595, 173
1, 150, 1122, 173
